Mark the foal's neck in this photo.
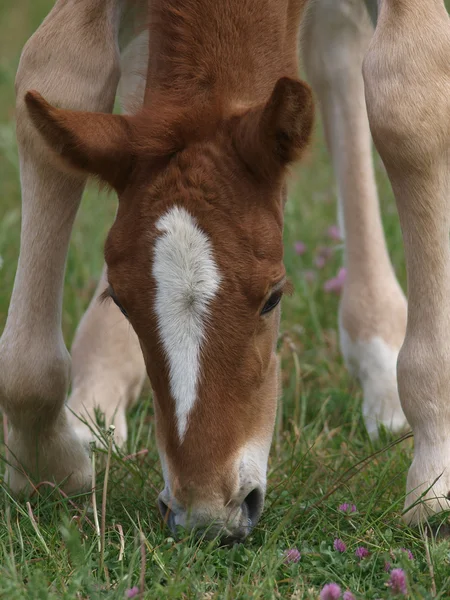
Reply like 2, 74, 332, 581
144, 0, 303, 108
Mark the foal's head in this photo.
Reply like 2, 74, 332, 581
26, 77, 313, 542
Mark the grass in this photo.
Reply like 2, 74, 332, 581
1, 1, 450, 598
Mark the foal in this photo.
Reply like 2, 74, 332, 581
1, 0, 313, 541
1, 0, 450, 541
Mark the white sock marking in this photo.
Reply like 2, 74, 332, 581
339, 330, 408, 437
153, 206, 221, 441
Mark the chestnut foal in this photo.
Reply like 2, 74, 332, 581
1, 0, 313, 542
1, 0, 450, 541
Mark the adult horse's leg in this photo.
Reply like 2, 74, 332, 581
68, 266, 146, 446
302, 0, 408, 437
0, 0, 123, 493
67, 28, 148, 447
364, 0, 450, 522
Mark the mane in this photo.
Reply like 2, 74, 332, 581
146, 0, 218, 96
143, 0, 302, 107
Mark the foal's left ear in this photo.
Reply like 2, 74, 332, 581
25, 91, 133, 190
232, 77, 314, 179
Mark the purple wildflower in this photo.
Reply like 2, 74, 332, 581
318, 246, 334, 259
401, 548, 414, 560
320, 583, 342, 600
283, 548, 301, 564
388, 568, 407, 595
338, 503, 357, 514
303, 269, 317, 283
384, 561, 392, 572
333, 538, 347, 553
324, 267, 347, 294
327, 225, 342, 241
343, 592, 356, 600
125, 587, 140, 599
314, 246, 333, 269
355, 546, 369, 560
294, 241, 307, 256
315, 255, 326, 269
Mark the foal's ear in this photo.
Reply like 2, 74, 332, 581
233, 77, 314, 179
25, 91, 133, 190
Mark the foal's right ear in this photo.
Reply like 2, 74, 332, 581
25, 91, 133, 190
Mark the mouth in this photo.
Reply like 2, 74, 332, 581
157, 486, 264, 543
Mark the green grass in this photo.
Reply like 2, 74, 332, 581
1, 1, 450, 598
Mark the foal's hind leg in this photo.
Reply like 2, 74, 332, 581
364, 0, 450, 523
302, 0, 408, 437
67, 266, 146, 447
0, 0, 122, 493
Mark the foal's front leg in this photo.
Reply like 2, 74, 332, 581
0, 0, 122, 493
302, 0, 408, 437
364, 0, 450, 522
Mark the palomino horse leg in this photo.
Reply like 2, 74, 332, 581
67, 30, 148, 447
364, 0, 450, 522
0, 0, 122, 493
302, 0, 408, 437
67, 266, 146, 446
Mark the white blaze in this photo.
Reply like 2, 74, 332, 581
153, 206, 221, 441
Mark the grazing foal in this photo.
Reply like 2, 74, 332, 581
1, 0, 313, 541
1, 0, 450, 540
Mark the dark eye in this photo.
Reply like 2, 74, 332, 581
261, 290, 283, 316
109, 286, 129, 319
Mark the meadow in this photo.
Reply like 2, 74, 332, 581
1, 1, 450, 598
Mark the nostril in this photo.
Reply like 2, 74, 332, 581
158, 497, 177, 534
158, 497, 169, 519
242, 487, 264, 528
